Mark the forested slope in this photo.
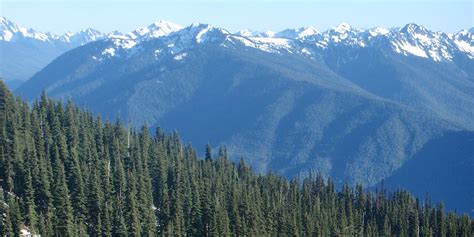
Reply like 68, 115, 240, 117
1, 82, 472, 236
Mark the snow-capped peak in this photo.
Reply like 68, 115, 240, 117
333, 22, 353, 34
1, 16, 106, 44
1, 16, 17, 41
4, 17, 472, 63
1, 16, 49, 42
80, 28, 103, 39
451, 29, 474, 58
236, 29, 255, 37
368, 26, 390, 36
275, 26, 319, 39
131, 20, 182, 39
235, 29, 271, 38
60, 28, 104, 44
298, 26, 319, 37
0, 16, 13, 28
194, 24, 214, 43
262, 31, 275, 38
400, 23, 429, 35
319, 22, 359, 44
181, 23, 230, 43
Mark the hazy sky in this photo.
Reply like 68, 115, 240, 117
1, 0, 472, 34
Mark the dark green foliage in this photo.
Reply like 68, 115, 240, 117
0, 82, 472, 236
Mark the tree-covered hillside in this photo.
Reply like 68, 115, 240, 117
1, 81, 472, 236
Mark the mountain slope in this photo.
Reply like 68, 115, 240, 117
0, 17, 106, 88
4, 81, 472, 235
384, 130, 474, 215
16, 21, 474, 213
0, 17, 188, 89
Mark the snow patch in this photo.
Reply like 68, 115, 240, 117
251, 37, 291, 47
262, 31, 275, 37
115, 39, 137, 49
333, 23, 352, 34
368, 27, 390, 36
392, 41, 428, 58
301, 48, 312, 55
249, 37, 293, 53
1, 29, 13, 41
154, 49, 163, 58
102, 48, 116, 57
298, 27, 319, 38
233, 36, 256, 47
276, 26, 319, 39
196, 26, 212, 43
174, 53, 187, 61
413, 33, 431, 44
454, 40, 474, 58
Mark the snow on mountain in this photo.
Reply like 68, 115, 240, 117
191, 23, 228, 43
275, 26, 319, 39
258, 22, 474, 62
367, 27, 390, 37
1, 16, 105, 45
130, 20, 182, 39
332, 22, 353, 34
88, 20, 474, 63
60, 28, 104, 44
262, 31, 276, 38
452, 29, 474, 58
161, 23, 230, 51
96, 23, 233, 60
235, 29, 275, 38
321, 23, 363, 45
1, 16, 50, 42
390, 23, 474, 61
231, 36, 296, 54
4, 15, 471, 64
1, 16, 113, 87
0, 17, 15, 41
236, 29, 261, 37
96, 20, 184, 57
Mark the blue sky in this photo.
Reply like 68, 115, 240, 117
1, 0, 472, 34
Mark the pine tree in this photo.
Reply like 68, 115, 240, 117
0, 187, 14, 237
408, 208, 420, 237
205, 144, 212, 161
126, 171, 141, 237
0, 84, 472, 237
112, 157, 128, 237
51, 145, 74, 237
86, 169, 102, 236
7, 193, 21, 237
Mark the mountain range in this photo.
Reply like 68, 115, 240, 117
3, 17, 474, 214
0, 17, 108, 88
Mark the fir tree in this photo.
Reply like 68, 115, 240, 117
0, 82, 471, 237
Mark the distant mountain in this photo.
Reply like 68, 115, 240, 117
16, 21, 474, 214
0, 17, 191, 89
274, 26, 319, 39
0, 17, 108, 89
130, 20, 182, 39
17, 21, 474, 128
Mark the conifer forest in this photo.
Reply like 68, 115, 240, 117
0, 81, 472, 236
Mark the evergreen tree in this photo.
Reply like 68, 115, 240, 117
86, 169, 102, 236
0, 82, 472, 237
51, 145, 74, 237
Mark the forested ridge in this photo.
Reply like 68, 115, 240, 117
0, 81, 472, 236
